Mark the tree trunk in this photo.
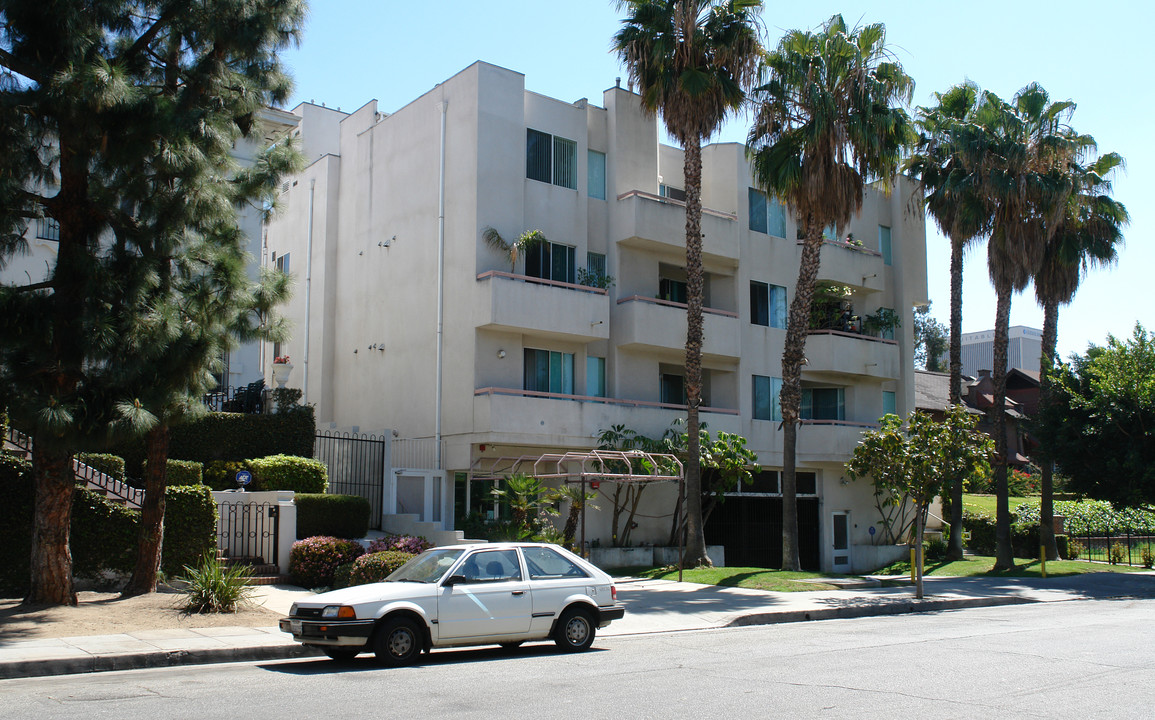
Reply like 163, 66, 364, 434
28, 444, 77, 605
124, 424, 170, 595
946, 236, 966, 561
1038, 300, 1060, 561
779, 220, 823, 571
991, 283, 1015, 570
682, 136, 709, 567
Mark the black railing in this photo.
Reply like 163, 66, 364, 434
217, 499, 279, 565
314, 430, 387, 530
5, 426, 144, 507
1069, 529, 1155, 567
202, 380, 268, 414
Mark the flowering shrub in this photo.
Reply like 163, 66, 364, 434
289, 536, 366, 588
1014, 499, 1155, 535
273, 355, 291, 364
366, 534, 433, 555
348, 551, 415, 586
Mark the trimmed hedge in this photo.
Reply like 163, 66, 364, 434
112, 407, 316, 471
161, 484, 218, 577
77, 453, 126, 483
0, 455, 35, 595
295, 493, 371, 539
963, 510, 1069, 559
289, 536, 366, 588
141, 459, 204, 488
249, 454, 327, 493
204, 460, 251, 491
348, 551, 414, 586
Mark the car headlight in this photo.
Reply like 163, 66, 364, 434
321, 605, 357, 619
290, 603, 299, 616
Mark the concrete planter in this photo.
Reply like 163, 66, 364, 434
588, 545, 726, 570
851, 544, 910, 574
653, 545, 725, 568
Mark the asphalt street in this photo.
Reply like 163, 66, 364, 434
4, 598, 1152, 719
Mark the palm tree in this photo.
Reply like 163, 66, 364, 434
613, 0, 763, 567
905, 81, 991, 560
747, 15, 912, 570
481, 227, 546, 273
976, 83, 1086, 569
550, 484, 600, 549
1033, 151, 1128, 559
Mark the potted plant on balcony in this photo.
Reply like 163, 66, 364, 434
862, 308, 901, 339
271, 355, 293, 388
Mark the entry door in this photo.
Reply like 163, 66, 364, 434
831, 511, 852, 573
396, 474, 426, 520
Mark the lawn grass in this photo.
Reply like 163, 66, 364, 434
875, 554, 1149, 580
610, 565, 842, 592
962, 493, 1031, 516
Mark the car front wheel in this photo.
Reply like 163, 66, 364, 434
374, 617, 422, 667
553, 606, 595, 653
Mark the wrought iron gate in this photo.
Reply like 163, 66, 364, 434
217, 500, 280, 565
314, 430, 388, 530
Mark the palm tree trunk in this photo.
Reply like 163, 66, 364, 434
125, 424, 170, 596
947, 235, 966, 561
780, 218, 824, 571
1038, 300, 1060, 561
682, 135, 709, 567
992, 282, 1015, 570
29, 444, 78, 605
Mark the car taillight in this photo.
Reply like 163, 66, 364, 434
611, 585, 617, 602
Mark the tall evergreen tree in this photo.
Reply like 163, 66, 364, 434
747, 15, 912, 570
0, 0, 305, 604
613, 0, 763, 566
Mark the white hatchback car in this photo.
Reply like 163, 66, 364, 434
279, 542, 626, 665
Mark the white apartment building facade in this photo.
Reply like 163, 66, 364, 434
266, 62, 929, 572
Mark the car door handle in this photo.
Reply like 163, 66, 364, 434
511, 590, 526, 596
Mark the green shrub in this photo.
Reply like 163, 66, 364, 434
1142, 546, 1154, 569
295, 493, 370, 539
249, 454, 327, 493
1056, 535, 1069, 560
112, 408, 316, 471
162, 484, 218, 577
1014, 499, 1155, 535
179, 553, 252, 613
333, 561, 357, 589
963, 510, 996, 555
347, 551, 414, 586
289, 536, 366, 588
924, 537, 948, 562
204, 460, 251, 491
77, 453, 126, 483
0, 455, 36, 596
72, 487, 138, 579
1109, 542, 1126, 565
141, 459, 204, 487
1067, 540, 1084, 560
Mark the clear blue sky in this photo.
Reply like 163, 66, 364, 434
282, 1, 1151, 361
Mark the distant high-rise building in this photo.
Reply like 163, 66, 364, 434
958, 326, 1042, 376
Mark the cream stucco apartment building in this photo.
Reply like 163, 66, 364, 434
265, 61, 929, 572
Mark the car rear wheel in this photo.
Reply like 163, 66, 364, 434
553, 606, 595, 653
374, 617, 422, 667
322, 646, 361, 662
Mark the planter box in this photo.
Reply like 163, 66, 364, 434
851, 544, 909, 574
588, 545, 726, 571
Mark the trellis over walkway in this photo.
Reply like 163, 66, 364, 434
469, 449, 684, 558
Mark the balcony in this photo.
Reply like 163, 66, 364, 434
613, 296, 740, 360
803, 330, 900, 380
473, 388, 740, 443
805, 240, 885, 292
616, 190, 739, 262
796, 419, 875, 460
475, 271, 609, 342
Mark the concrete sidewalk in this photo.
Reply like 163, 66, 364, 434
2, 572, 1153, 680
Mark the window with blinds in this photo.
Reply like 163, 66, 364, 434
526, 128, 577, 190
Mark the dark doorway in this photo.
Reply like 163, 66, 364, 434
705, 495, 820, 570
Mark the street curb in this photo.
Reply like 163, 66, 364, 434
0, 643, 323, 681
725, 594, 1037, 628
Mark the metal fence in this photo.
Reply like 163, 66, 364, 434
314, 430, 388, 530
1069, 529, 1155, 567
217, 500, 280, 565
201, 382, 269, 414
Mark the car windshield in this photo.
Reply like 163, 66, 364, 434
386, 547, 466, 583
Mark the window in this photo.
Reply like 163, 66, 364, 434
797, 472, 817, 495
751, 282, 787, 328
459, 549, 522, 583
879, 225, 892, 266
526, 128, 577, 189
659, 277, 687, 304
525, 242, 575, 284
523, 546, 590, 580
587, 356, 606, 398
588, 150, 606, 200
660, 373, 686, 406
753, 375, 782, 421
586, 252, 606, 277
35, 217, 60, 241
274, 252, 290, 275
801, 387, 845, 421
524, 349, 574, 394
743, 470, 779, 493
748, 188, 786, 237
660, 184, 686, 202
882, 390, 896, 417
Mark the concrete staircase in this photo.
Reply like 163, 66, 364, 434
220, 556, 290, 586
5, 427, 143, 509
382, 513, 468, 546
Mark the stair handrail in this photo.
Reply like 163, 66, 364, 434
5, 426, 145, 508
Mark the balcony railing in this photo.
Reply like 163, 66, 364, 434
616, 295, 738, 318
474, 387, 739, 415
475, 270, 609, 296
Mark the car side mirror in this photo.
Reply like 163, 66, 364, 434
443, 574, 467, 587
